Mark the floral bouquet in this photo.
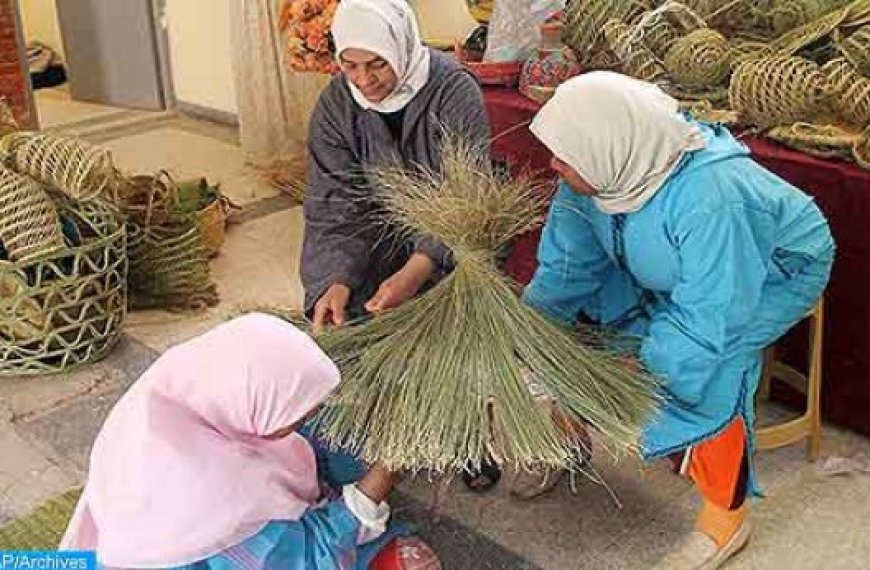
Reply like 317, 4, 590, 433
279, 0, 340, 74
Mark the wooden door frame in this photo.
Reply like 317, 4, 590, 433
11, 0, 38, 129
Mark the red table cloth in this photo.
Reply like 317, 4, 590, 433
484, 86, 870, 436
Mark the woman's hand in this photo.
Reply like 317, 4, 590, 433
365, 253, 435, 315
356, 463, 397, 504
313, 283, 351, 334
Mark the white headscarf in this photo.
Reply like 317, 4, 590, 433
530, 72, 706, 214
331, 0, 431, 113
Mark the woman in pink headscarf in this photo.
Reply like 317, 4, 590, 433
60, 313, 439, 569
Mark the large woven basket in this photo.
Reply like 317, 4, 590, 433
603, 19, 668, 81
0, 197, 127, 376
664, 28, 733, 88
823, 57, 870, 126
729, 56, 832, 128
838, 24, 870, 75
566, 0, 649, 65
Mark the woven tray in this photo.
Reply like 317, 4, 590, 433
0, 197, 126, 376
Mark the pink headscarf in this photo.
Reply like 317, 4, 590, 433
60, 313, 340, 568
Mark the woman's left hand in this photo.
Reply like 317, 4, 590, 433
365, 253, 435, 314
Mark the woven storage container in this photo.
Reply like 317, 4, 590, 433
770, 5, 849, 55
730, 39, 775, 68
3, 133, 115, 202
644, 20, 681, 59
118, 171, 176, 228
839, 25, 870, 75
565, 0, 649, 65
197, 195, 231, 258
768, 122, 861, 159
822, 57, 870, 126
0, 168, 65, 263
128, 223, 218, 312
0, 197, 127, 376
665, 29, 732, 87
730, 56, 831, 128
603, 19, 668, 81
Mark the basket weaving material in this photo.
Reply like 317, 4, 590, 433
636, 2, 707, 59
644, 20, 681, 58
768, 122, 861, 158
770, 5, 849, 55
3, 132, 115, 201
0, 169, 65, 262
565, 0, 650, 65
198, 195, 231, 258
116, 171, 176, 228
128, 224, 218, 311
730, 39, 776, 67
0, 198, 126, 376
730, 56, 831, 128
823, 57, 870, 125
838, 25, 870, 75
665, 29, 733, 87
769, 0, 827, 35
603, 19, 669, 81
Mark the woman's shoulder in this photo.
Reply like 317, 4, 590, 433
427, 49, 480, 90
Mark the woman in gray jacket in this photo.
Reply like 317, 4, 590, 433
301, 0, 490, 332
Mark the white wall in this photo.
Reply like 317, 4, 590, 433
19, 0, 66, 60
411, 0, 478, 46
164, 0, 237, 114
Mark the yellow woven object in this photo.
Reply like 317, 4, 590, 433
822, 57, 870, 125
603, 19, 668, 81
565, 0, 650, 65
730, 56, 831, 128
0, 198, 126, 375
665, 29, 732, 87
839, 25, 870, 75
770, 5, 849, 55
0, 169, 65, 263
3, 133, 115, 201
768, 122, 861, 158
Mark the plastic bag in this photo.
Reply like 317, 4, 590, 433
483, 0, 566, 62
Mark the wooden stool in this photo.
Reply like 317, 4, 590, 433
756, 298, 824, 461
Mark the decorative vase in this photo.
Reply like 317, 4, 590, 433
519, 20, 583, 103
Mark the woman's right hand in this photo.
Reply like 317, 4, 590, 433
356, 463, 397, 504
313, 283, 351, 334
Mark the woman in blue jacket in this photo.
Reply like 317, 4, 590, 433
523, 72, 834, 569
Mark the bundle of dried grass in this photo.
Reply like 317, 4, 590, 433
300, 133, 660, 474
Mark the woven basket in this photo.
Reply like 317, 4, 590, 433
603, 19, 669, 81
665, 29, 732, 87
730, 39, 776, 68
768, 122, 861, 158
198, 195, 231, 258
644, 20, 681, 58
769, 0, 827, 36
838, 25, 870, 75
635, 2, 707, 59
0, 169, 65, 263
730, 56, 831, 128
117, 171, 176, 228
0, 198, 126, 376
823, 57, 870, 126
680, 99, 740, 123
128, 223, 218, 312
566, 0, 650, 65
3, 133, 115, 202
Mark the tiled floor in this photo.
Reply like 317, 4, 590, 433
2, 106, 870, 569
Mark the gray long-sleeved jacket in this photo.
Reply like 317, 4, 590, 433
300, 50, 490, 313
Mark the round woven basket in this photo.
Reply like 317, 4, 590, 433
0, 198, 127, 376
664, 29, 732, 88
823, 57, 870, 127
838, 25, 870, 76
729, 56, 831, 128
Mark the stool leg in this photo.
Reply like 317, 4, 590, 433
806, 302, 824, 462
758, 347, 774, 403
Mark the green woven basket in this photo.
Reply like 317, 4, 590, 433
0, 197, 127, 376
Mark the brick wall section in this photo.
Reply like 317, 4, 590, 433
0, 0, 33, 127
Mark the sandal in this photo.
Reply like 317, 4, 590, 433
461, 458, 502, 493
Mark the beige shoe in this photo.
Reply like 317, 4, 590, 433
509, 467, 566, 500
655, 521, 752, 570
